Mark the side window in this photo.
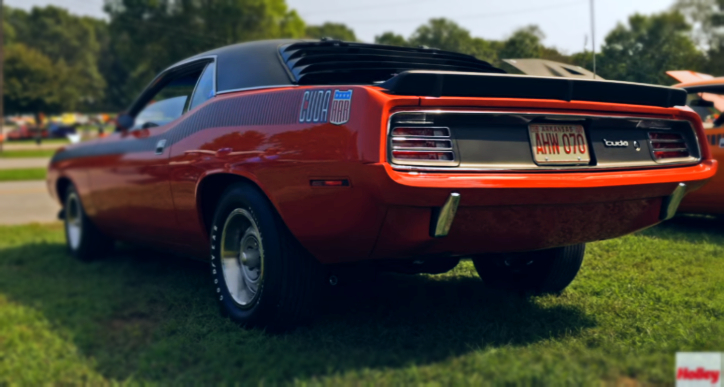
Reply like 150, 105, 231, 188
188, 63, 215, 111
132, 70, 202, 130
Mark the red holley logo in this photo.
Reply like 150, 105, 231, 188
677, 367, 720, 384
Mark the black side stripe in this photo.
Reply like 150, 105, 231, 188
52, 90, 303, 163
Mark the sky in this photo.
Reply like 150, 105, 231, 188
7, 0, 675, 54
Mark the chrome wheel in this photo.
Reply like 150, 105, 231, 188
65, 192, 82, 250
220, 209, 264, 308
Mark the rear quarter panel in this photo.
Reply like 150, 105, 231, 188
679, 127, 724, 214
167, 86, 418, 259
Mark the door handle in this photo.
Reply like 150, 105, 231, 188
155, 139, 167, 155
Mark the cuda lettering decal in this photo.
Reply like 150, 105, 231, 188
299, 90, 331, 123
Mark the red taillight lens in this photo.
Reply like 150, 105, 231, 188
648, 132, 689, 161
654, 150, 689, 159
391, 127, 449, 137
389, 125, 455, 165
651, 142, 684, 149
392, 151, 454, 161
648, 132, 681, 140
392, 139, 452, 149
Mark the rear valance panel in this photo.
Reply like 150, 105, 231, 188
381, 71, 687, 108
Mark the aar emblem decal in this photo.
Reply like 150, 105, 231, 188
330, 90, 353, 125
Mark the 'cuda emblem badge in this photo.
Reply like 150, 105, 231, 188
330, 90, 353, 125
603, 139, 629, 147
299, 90, 332, 123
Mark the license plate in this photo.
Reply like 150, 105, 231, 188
528, 124, 590, 165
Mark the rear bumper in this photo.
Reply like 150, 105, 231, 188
281, 160, 717, 263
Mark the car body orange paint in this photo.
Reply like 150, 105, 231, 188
48, 84, 716, 263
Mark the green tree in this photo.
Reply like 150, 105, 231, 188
3, 44, 63, 120
6, 6, 106, 112
597, 11, 705, 84
499, 25, 544, 59
306, 22, 356, 41
375, 32, 408, 47
673, 0, 724, 75
103, 0, 306, 108
468, 37, 500, 64
407, 18, 500, 64
3, 7, 17, 45
408, 18, 473, 53
673, 0, 724, 47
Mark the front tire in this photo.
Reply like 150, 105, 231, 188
209, 183, 325, 330
472, 244, 585, 295
63, 185, 113, 261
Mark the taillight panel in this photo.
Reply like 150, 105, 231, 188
387, 111, 702, 171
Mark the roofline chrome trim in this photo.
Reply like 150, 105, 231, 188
387, 110, 703, 172
169, 54, 217, 98
163, 54, 218, 75
126, 54, 218, 118
186, 61, 217, 113
216, 84, 299, 95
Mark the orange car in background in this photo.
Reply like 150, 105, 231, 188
669, 71, 724, 214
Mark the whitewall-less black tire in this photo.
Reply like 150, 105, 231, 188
209, 182, 325, 330
63, 185, 113, 261
472, 244, 585, 295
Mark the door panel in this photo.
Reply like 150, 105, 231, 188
89, 127, 177, 244
88, 62, 210, 247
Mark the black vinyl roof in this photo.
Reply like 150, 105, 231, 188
173, 39, 504, 92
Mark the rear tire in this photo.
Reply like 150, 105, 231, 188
209, 182, 326, 330
472, 244, 585, 295
63, 185, 113, 261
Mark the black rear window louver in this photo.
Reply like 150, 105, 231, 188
279, 41, 505, 85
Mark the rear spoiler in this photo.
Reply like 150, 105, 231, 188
380, 70, 687, 108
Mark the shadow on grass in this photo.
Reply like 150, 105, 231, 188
0, 241, 595, 384
640, 214, 724, 245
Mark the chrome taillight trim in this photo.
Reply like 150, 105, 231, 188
392, 138, 453, 151
389, 124, 457, 166
652, 147, 688, 152
386, 110, 703, 172
390, 126, 451, 138
647, 131, 695, 164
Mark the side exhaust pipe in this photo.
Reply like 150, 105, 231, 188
660, 183, 687, 221
430, 192, 461, 238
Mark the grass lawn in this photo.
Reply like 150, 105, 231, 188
0, 168, 47, 182
0, 150, 56, 158
0, 218, 722, 384
3, 138, 69, 145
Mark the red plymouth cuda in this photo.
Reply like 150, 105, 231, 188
47, 40, 716, 329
